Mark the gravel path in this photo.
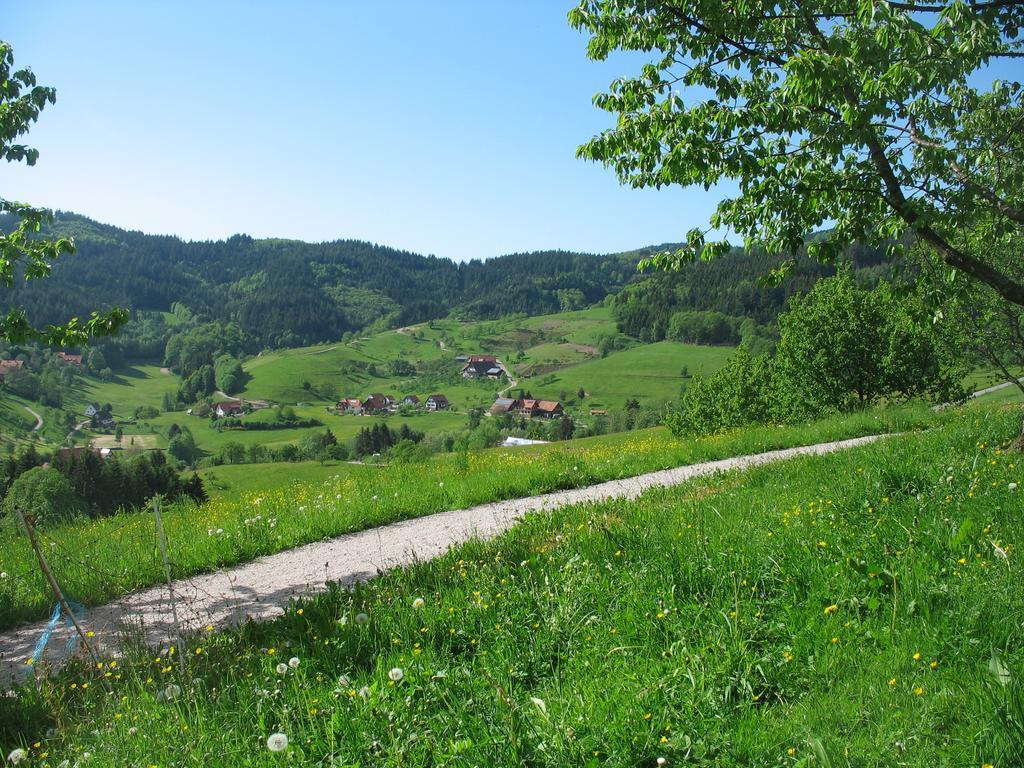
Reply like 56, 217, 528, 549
0, 433, 888, 682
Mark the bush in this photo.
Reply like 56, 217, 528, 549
666, 272, 962, 436
1, 467, 84, 531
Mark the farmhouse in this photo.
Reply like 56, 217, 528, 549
489, 397, 517, 415
58, 352, 83, 365
0, 359, 24, 382
461, 357, 505, 379
338, 398, 363, 414
214, 400, 245, 418
425, 394, 449, 411
491, 397, 565, 419
403, 394, 421, 406
362, 393, 394, 413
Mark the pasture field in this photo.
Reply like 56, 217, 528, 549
2, 405, 1022, 766
523, 340, 734, 407
66, 364, 178, 417
0, 401, 945, 630
90, 434, 160, 450
196, 459, 362, 499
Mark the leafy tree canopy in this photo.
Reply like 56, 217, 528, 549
0, 41, 128, 345
570, 1, 1024, 304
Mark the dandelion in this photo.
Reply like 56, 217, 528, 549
1010, 482, 1018, 491
888, 678, 897, 686
913, 686, 924, 696
276, 663, 288, 674
358, 686, 370, 698
163, 683, 182, 701
288, 657, 300, 669
6, 749, 27, 765
823, 604, 838, 615
0, 572, 7, 579
412, 597, 425, 609
338, 674, 350, 686
266, 733, 289, 753
913, 652, 921, 661
388, 667, 404, 682
657, 758, 667, 766
355, 612, 369, 625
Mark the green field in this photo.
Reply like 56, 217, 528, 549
3, 404, 1021, 766
39, 307, 731, 462
0, 400, 945, 630
522, 340, 735, 407
196, 459, 363, 499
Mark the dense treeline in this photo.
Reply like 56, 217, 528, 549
666, 271, 963, 436
0, 213, 640, 351
614, 240, 895, 343
0, 446, 206, 527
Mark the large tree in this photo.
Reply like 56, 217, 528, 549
570, 1, 1024, 304
1, 41, 127, 345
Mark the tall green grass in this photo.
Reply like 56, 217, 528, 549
0, 403, 942, 630
2, 406, 1021, 766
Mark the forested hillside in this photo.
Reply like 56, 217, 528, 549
1, 212, 889, 353
0, 213, 638, 349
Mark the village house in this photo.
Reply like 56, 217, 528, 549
425, 394, 450, 411
0, 359, 24, 383
461, 355, 505, 379
402, 394, 421, 406
338, 398, 363, 414
489, 397, 517, 415
57, 352, 83, 365
214, 400, 245, 419
490, 397, 564, 419
361, 393, 394, 414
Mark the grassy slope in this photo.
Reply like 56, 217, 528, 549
23, 307, 731, 461
525, 340, 734, 407
196, 460, 361, 499
3, 405, 1022, 766
0, 402, 943, 630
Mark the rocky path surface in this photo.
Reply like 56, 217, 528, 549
0, 433, 889, 682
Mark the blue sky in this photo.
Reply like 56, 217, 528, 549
3, 1, 707, 261
4, 3, 1019, 262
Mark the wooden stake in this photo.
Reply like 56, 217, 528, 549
19, 509, 111, 690
152, 495, 186, 674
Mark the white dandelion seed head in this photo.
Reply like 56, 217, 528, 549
657, 758, 667, 766
266, 732, 289, 753
388, 667, 404, 682
338, 674, 350, 687
0, 572, 7, 579
6, 749, 27, 765
355, 612, 369, 625
128, 727, 138, 736
276, 663, 288, 675
358, 685, 370, 698
288, 657, 300, 669
163, 683, 182, 701
412, 597, 425, 609
1010, 482, 1018, 491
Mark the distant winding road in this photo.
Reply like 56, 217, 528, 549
22, 405, 42, 433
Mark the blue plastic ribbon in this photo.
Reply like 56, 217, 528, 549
29, 600, 86, 671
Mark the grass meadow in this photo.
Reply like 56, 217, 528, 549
2, 405, 1022, 766
524, 341, 734, 407
0, 403, 940, 631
